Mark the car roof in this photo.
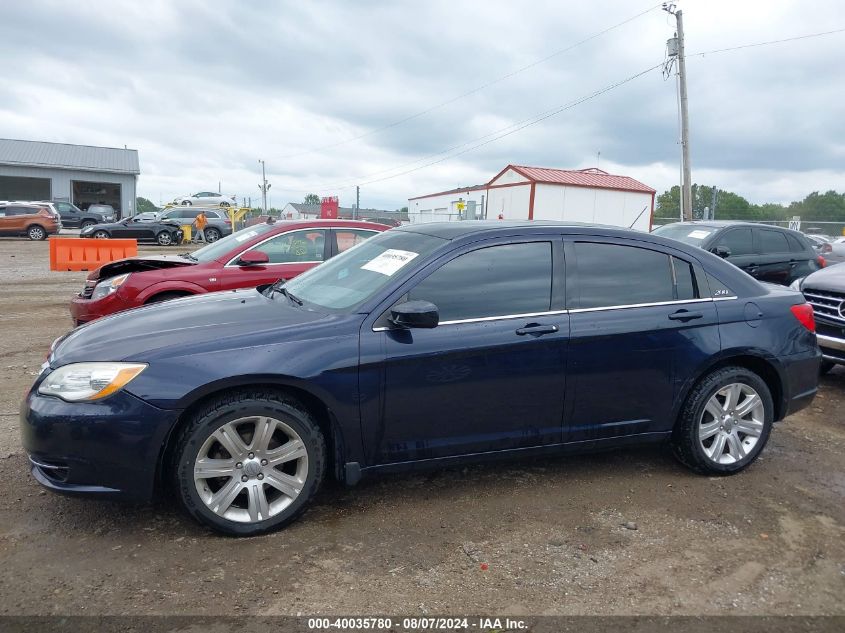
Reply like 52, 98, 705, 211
395, 220, 651, 240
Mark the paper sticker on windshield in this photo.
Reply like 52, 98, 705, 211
361, 249, 419, 276
687, 230, 711, 239
234, 230, 258, 243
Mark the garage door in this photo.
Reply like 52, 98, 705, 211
0, 176, 51, 201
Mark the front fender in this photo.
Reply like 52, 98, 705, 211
135, 280, 207, 304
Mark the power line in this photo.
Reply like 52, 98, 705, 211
278, 2, 665, 160
282, 26, 845, 194
687, 27, 845, 57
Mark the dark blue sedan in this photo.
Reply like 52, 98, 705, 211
21, 222, 821, 535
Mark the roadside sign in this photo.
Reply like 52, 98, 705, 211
788, 216, 801, 231
456, 201, 466, 211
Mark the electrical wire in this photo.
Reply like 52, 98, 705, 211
686, 27, 845, 58
277, 2, 666, 160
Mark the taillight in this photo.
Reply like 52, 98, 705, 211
790, 303, 815, 332
817, 255, 826, 268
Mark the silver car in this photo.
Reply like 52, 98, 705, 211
172, 191, 237, 207
155, 207, 232, 242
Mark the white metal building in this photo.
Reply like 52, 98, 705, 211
409, 165, 656, 231
0, 139, 139, 217
407, 184, 487, 223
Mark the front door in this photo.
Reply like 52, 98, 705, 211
367, 239, 569, 464
218, 228, 330, 290
563, 239, 720, 442
713, 227, 758, 278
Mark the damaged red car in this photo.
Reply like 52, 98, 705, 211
69, 219, 388, 325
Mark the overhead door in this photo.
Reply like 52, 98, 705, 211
0, 175, 51, 201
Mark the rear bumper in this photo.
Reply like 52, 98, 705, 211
781, 348, 822, 418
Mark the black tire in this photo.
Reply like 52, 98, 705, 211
156, 231, 174, 246
220, 202, 230, 208
80, 220, 96, 231
181, 200, 192, 206
671, 366, 774, 475
204, 228, 221, 243
172, 390, 326, 536
27, 225, 47, 241
820, 360, 835, 375
145, 291, 189, 305
93, 230, 110, 239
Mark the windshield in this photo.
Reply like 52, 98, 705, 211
188, 224, 277, 262
283, 230, 446, 311
652, 223, 717, 246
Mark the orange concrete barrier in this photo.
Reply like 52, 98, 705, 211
49, 237, 138, 272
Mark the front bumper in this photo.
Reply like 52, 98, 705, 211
817, 332, 845, 365
69, 290, 132, 325
20, 386, 180, 501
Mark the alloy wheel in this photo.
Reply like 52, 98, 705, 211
193, 416, 309, 524
205, 229, 220, 243
157, 232, 173, 246
29, 226, 45, 240
93, 230, 109, 239
698, 383, 764, 465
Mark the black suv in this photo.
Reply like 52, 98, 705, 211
792, 263, 845, 373
44, 201, 115, 230
653, 221, 823, 286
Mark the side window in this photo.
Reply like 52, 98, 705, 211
573, 242, 674, 309
671, 256, 698, 301
335, 229, 378, 253
786, 233, 807, 253
249, 229, 327, 264
715, 228, 753, 256
181, 210, 199, 220
0, 206, 6, 217
408, 242, 552, 322
758, 229, 789, 254
57, 203, 73, 213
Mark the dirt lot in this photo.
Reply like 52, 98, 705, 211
0, 237, 843, 616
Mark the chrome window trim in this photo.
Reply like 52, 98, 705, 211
224, 228, 328, 267
371, 296, 740, 332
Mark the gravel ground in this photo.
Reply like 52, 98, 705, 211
0, 237, 843, 616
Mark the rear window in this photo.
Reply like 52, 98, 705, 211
786, 233, 808, 253
652, 224, 717, 246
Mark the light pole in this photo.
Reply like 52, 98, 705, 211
258, 160, 271, 213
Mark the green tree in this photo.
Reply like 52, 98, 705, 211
303, 193, 320, 205
136, 197, 157, 214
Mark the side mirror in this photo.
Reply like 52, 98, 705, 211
711, 245, 731, 258
236, 250, 269, 266
389, 300, 439, 329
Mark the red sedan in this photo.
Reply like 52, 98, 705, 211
70, 219, 388, 325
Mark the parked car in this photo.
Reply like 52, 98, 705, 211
653, 221, 824, 286
156, 207, 232, 242
0, 203, 60, 240
831, 237, 845, 257
791, 262, 845, 374
37, 200, 113, 229
25, 221, 819, 536
806, 234, 833, 254
79, 217, 183, 246
86, 203, 119, 220
69, 219, 386, 325
173, 192, 237, 207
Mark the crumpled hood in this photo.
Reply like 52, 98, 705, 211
802, 261, 845, 293
52, 288, 336, 365
89, 254, 195, 281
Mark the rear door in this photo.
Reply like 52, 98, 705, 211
329, 228, 382, 256
753, 228, 792, 285
563, 238, 720, 443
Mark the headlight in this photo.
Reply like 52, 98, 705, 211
38, 362, 147, 402
91, 273, 130, 300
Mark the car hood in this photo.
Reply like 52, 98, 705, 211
802, 261, 845, 293
52, 288, 342, 365
90, 254, 196, 281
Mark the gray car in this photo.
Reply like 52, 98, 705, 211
155, 207, 232, 242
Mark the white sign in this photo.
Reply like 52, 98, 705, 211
234, 230, 259, 243
788, 216, 801, 231
687, 230, 712, 239
361, 249, 419, 276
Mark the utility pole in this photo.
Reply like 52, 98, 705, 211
355, 186, 360, 220
258, 160, 270, 213
664, 4, 692, 221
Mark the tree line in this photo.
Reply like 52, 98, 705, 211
656, 186, 845, 222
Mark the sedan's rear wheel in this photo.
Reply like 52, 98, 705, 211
672, 366, 773, 475
27, 225, 47, 241
220, 202, 230, 208
93, 230, 109, 239
173, 391, 325, 536
80, 221, 96, 231
181, 200, 192, 206
156, 231, 174, 246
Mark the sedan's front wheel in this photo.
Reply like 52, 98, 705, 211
93, 230, 110, 239
173, 391, 326, 536
672, 366, 773, 475
156, 231, 174, 246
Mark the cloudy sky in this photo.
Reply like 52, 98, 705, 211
1, 0, 843, 211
